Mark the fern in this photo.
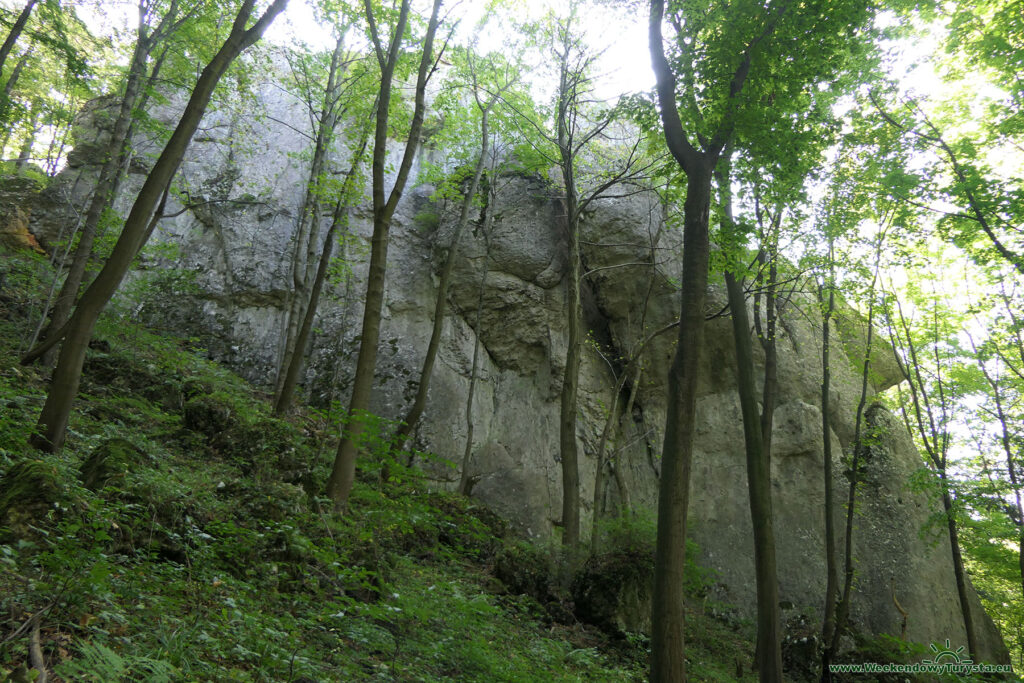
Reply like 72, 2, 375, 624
56, 641, 176, 682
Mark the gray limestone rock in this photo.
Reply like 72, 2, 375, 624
23, 75, 1009, 664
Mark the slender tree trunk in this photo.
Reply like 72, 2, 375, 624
14, 103, 38, 170
458, 176, 495, 496
994, 287, 1024, 605
559, 199, 582, 547
718, 159, 783, 681
0, 0, 37, 78
940, 481, 978, 659
890, 297, 978, 660
649, 0, 768, 671
725, 267, 783, 681
274, 128, 371, 415
458, 325, 483, 496
274, 35, 348, 399
592, 359, 643, 553
969, 329, 1024, 605
759, 235, 779, 461
27, 0, 289, 452
395, 106, 491, 446
614, 363, 642, 516
0, 46, 31, 125
592, 267, 653, 552
326, 0, 443, 510
553, 20, 584, 548
996, 424, 1024, 605
650, 165, 713, 682
830, 233, 883, 661
819, 262, 838, 680
23, 47, 166, 363
39, 37, 150, 366
591, 381, 622, 552
42, 100, 66, 174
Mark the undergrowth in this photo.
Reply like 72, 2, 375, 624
0, 247, 761, 681
4, 242, 1004, 683
0, 249, 648, 681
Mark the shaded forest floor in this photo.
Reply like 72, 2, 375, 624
0, 247, 1003, 681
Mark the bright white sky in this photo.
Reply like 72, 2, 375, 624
67, 0, 655, 102
265, 0, 655, 101
69, 0, 965, 108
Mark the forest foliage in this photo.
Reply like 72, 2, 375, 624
1, 0, 1024, 680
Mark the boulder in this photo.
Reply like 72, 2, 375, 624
79, 438, 149, 491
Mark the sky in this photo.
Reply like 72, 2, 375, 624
264, 0, 655, 101
67, 0, 963, 110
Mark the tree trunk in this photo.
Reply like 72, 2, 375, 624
759, 236, 779, 462
718, 159, 783, 681
395, 105, 491, 447
592, 327, 647, 552
970, 326, 1024, 606
650, 165, 712, 683
27, 0, 289, 452
591, 384, 622, 552
274, 128, 371, 415
40, 36, 150, 367
649, 0, 770, 671
274, 35, 348, 400
819, 270, 838, 680
889, 296, 978, 660
830, 235, 882, 661
559, 199, 582, 547
14, 103, 38, 170
0, 0, 37, 78
326, 0, 442, 510
941, 481, 978, 659
458, 177, 496, 497
0, 46, 31, 126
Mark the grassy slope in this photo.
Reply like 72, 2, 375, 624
0, 248, 760, 682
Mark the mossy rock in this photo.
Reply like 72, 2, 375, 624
82, 351, 183, 409
181, 376, 215, 400
493, 542, 574, 622
0, 458, 64, 538
183, 394, 236, 437
79, 438, 148, 491
780, 613, 821, 680
428, 493, 507, 559
82, 351, 154, 388
571, 548, 654, 636
233, 418, 305, 476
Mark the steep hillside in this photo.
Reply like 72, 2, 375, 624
2, 241, 1014, 681
1, 248, 758, 682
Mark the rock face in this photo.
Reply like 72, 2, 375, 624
23, 76, 1009, 663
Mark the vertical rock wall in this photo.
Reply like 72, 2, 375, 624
21, 77, 1009, 663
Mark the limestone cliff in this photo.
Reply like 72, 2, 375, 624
20, 79, 1009, 663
